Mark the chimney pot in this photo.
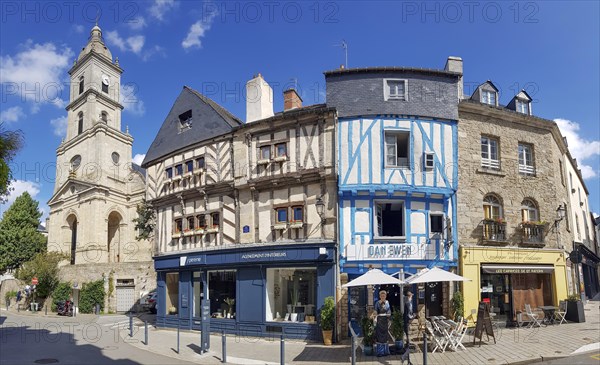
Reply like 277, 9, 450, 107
283, 88, 303, 111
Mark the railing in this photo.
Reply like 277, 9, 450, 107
520, 223, 545, 244
481, 158, 500, 170
482, 220, 507, 242
519, 164, 535, 175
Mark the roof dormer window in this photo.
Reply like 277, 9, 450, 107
178, 110, 192, 133
516, 99, 530, 114
384, 79, 407, 101
481, 90, 497, 105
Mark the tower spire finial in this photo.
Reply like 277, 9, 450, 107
95, 10, 100, 27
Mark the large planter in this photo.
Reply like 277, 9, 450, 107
322, 330, 333, 346
566, 300, 585, 323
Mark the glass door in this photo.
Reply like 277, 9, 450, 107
192, 272, 203, 318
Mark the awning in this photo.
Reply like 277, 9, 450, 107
481, 264, 554, 274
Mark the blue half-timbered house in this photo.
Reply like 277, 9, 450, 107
325, 58, 463, 320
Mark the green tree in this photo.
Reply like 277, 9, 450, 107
132, 198, 155, 241
0, 192, 47, 273
16, 252, 65, 298
0, 123, 24, 202
51, 282, 72, 312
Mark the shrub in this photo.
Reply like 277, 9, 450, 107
360, 313, 375, 346
5, 290, 17, 302
320, 296, 335, 331
390, 307, 404, 340
79, 280, 105, 314
567, 294, 580, 302
451, 291, 464, 320
51, 282, 72, 312
16, 252, 66, 298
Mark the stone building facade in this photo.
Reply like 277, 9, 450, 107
143, 76, 338, 340
46, 25, 154, 313
457, 82, 578, 325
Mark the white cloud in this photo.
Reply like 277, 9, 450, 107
132, 154, 146, 165
149, 0, 177, 21
73, 24, 85, 33
555, 118, 600, 180
0, 180, 41, 209
0, 106, 25, 124
142, 45, 166, 61
182, 12, 216, 50
105, 31, 146, 55
120, 84, 145, 116
0, 41, 72, 110
127, 16, 147, 30
50, 115, 68, 137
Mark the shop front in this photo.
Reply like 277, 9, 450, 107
460, 246, 568, 326
578, 244, 600, 300
154, 242, 336, 340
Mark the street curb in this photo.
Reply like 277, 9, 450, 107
508, 355, 567, 365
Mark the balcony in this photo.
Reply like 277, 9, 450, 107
481, 158, 500, 170
519, 164, 535, 175
481, 220, 507, 244
520, 222, 546, 245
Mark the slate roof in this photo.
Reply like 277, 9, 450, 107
324, 66, 461, 78
142, 86, 242, 167
131, 163, 146, 178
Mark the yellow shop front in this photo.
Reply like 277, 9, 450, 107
459, 246, 568, 326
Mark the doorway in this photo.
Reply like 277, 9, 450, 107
425, 282, 443, 317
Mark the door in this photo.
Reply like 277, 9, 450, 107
425, 282, 443, 316
116, 286, 135, 312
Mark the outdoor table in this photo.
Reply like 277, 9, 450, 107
539, 306, 557, 325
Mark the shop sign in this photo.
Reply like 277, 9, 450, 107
481, 265, 554, 274
345, 242, 427, 261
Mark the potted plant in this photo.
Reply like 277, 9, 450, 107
360, 313, 375, 356
168, 306, 177, 315
289, 287, 299, 321
451, 291, 464, 321
390, 308, 404, 350
224, 298, 235, 318
320, 296, 335, 345
566, 294, 585, 323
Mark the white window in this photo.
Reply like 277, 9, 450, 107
374, 201, 405, 238
516, 100, 529, 114
481, 136, 500, 169
518, 143, 534, 175
521, 199, 539, 222
384, 79, 407, 101
481, 90, 497, 105
385, 131, 410, 168
483, 195, 503, 220
424, 152, 435, 170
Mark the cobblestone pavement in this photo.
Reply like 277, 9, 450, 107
118, 298, 600, 365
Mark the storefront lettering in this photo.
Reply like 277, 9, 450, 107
241, 252, 287, 260
368, 244, 413, 258
492, 268, 547, 274
186, 257, 204, 265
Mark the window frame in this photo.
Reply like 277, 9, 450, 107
196, 215, 206, 229
291, 206, 304, 223
196, 156, 205, 170
275, 143, 287, 158
384, 130, 410, 169
481, 90, 497, 105
373, 200, 406, 240
165, 167, 173, 179
175, 164, 183, 176
178, 110, 192, 132
481, 136, 500, 169
383, 79, 408, 101
77, 112, 84, 135
211, 212, 220, 229
260, 145, 271, 161
174, 218, 183, 233
275, 207, 288, 224
483, 194, 503, 220
516, 99, 529, 114
79, 76, 84, 95
185, 160, 194, 174
518, 143, 535, 175
520, 199, 539, 222
429, 212, 445, 236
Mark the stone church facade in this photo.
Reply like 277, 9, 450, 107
46, 25, 155, 313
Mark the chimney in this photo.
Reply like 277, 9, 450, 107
445, 56, 464, 99
283, 88, 302, 111
246, 73, 274, 123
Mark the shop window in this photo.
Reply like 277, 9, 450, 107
374, 201, 405, 238
209, 270, 236, 318
266, 268, 317, 323
166, 272, 179, 315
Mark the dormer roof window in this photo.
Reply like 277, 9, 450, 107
507, 90, 533, 115
471, 80, 499, 106
178, 110, 192, 133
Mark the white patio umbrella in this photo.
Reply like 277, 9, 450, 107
342, 269, 405, 288
404, 267, 471, 285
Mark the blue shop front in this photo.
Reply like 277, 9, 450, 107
154, 242, 337, 340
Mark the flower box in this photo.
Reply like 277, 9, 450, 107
206, 227, 219, 234
172, 232, 182, 239
194, 228, 205, 235
289, 222, 304, 229
272, 223, 287, 230
183, 230, 194, 237
273, 156, 287, 162
257, 159, 270, 165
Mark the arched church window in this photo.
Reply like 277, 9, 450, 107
70, 155, 81, 170
78, 112, 84, 135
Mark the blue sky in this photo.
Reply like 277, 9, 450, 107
0, 0, 599, 219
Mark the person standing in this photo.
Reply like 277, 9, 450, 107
374, 290, 391, 357
403, 290, 416, 341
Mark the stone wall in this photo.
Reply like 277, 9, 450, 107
457, 103, 572, 248
58, 261, 155, 313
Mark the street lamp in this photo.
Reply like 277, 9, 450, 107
555, 204, 566, 250
316, 197, 325, 223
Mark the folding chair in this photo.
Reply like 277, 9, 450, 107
554, 300, 568, 325
425, 321, 447, 353
447, 318, 468, 351
524, 304, 541, 328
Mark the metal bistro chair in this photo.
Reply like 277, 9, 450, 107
524, 304, 542, 328
554, 301, 568, 325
